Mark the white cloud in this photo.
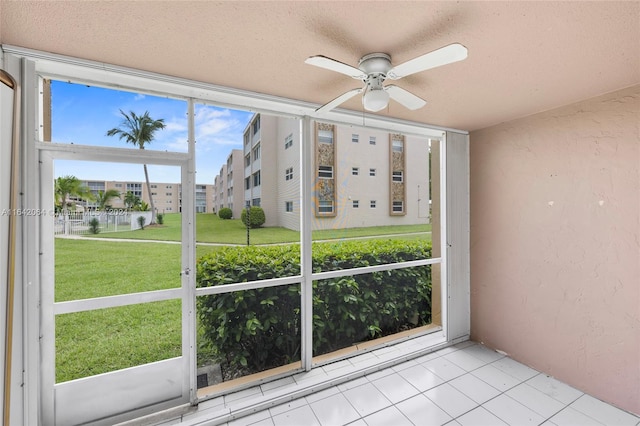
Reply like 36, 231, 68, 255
164, 120, 188, 132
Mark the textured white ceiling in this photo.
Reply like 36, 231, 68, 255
2, 1, 638, 131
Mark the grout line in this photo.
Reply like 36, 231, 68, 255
166, 342, 640, 426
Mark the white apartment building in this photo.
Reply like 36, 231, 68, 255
213, 113, 431, 231
81, 180, 214, 214
213, 164, 227, 214
212, 149, 244, 218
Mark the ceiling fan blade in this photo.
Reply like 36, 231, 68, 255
316, 88, 363, 114
386, 43, 468, 80
305, 55, 367, 80
385, 85, 427, 110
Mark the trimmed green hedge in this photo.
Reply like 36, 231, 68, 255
218, 207, 232, 220
196, 240, 431, 378
240, 206, 265, 228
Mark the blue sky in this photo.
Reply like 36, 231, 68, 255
51, 80, 254, 184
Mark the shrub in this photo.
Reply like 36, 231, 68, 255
88, 218, 100, 234
197, 240, 431, 378
156, 213, 164, 225
137, 215, 146, 230
240, 206, 265, 228
218, 207, 233, 220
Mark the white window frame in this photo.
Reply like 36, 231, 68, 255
5, 46, 470, 426
318, 200, 334, 213
369, 168, 376, 177
370, 200, 377, 208
392, 171, 403, 182
318, 165, 333, 179
351, 167, 359, 176
318, 129, 333, 144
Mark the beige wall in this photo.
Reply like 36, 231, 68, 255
470, 85, 639, 414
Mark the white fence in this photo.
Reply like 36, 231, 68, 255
54, 211, 139, 236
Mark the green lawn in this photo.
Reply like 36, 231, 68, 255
54, 217, 431, 382
55, 239, 183, 382
91, 213, 431, 244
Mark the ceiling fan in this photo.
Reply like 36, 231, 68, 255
305, 43, 468, 114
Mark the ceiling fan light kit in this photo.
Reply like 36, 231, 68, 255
363, 88, 389, 112
305, 43, 468, 114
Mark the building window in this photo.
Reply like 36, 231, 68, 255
151, 192, 157, 196
166, 185, 172, 189
318, 200, 334, 213
352, 134, 359, 143
252, 171, 261, 187
369, 136, 376, 145
318, 129, 333, 144
370, 200, 377, 208
369, 168, 376, 177
285, 167, 294, 181
285, 201, 293, 212
352, 167, 359, 176
245, 154, 250, 167
392, 140, 404, 152
126, 183, 142, 198
352, 200, 359, 208
252, 198, 261, 207
252, 116, 260, 135
285, 134, 293, 149
392, 171, 403, 182
166, 192, 172, 196
253, 143, 261, 161
318, 166, 333, 179
245, 177, 250, 190
244, 133, 250, 145
150, 184, 157, 189
392, 201, 404, 213
115, 183, 122, 188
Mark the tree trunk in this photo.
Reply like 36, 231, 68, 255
143, 163, 156, 224
62, 193, 69, 235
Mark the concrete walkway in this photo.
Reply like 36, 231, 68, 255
55, 231, 431, 247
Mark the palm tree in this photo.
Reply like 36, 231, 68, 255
55, 175, 93, 213
135, 200, 150, 212
106, 110, 165, 223
95, 189, 121, 211
54, 175, 93, 234
123, 191, 141, 211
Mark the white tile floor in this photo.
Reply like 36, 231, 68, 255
156, 339, 640, 426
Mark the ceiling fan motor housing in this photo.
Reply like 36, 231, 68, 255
358, 53, 392, 75
359, 53, 392, 91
